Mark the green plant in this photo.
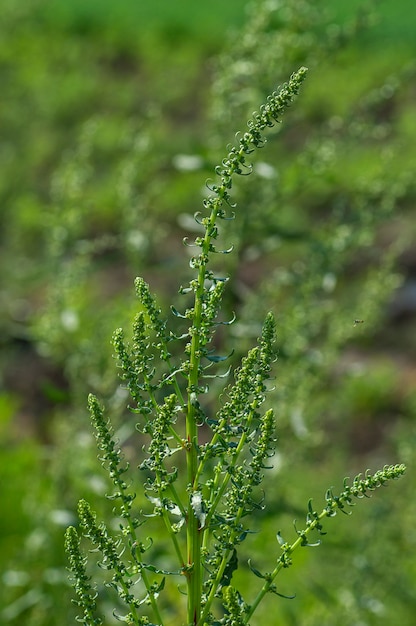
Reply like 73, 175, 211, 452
64, 67, 405, 626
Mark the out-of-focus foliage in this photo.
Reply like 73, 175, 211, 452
1, 0, 415, 624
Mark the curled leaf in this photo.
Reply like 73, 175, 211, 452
248, 559, 266, 579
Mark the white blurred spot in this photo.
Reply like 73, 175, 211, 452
172, 154, 203, 172
60, 309, 79, 332
256, 161, 277, 179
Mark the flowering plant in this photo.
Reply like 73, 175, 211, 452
65, 67, 405, 626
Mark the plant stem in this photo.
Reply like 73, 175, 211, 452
186, 180, 225, 623
244, 464, 406, 623
186, 269, 206, 623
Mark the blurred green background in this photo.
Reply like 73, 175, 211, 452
1, 0, 415, 624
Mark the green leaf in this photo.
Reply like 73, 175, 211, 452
248, 559, 266, 579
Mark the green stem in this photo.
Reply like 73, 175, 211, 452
197, 493, 250, 626
186, 198, 222, 622
186, 266, 205, 624
245, 464, 407, 623
186, 68, 309, 623
121, 497, 166, 625
201, 393, 261, 539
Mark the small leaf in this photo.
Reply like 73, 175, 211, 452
238, 528, 256, 543
202, 365, 232, 379
302, 538, 321, 548
211, 244, 234, 254
220, 548, 238, 587
112, 610, 131, 622
276, 531, 286, 546
248, 559, 266, 579
307, 499, 315, 515
170, 306, 188, 319
269, 588, 296, 600
205, 350, 234, 363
